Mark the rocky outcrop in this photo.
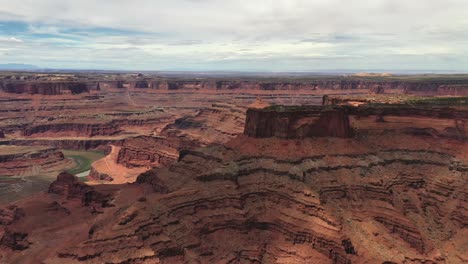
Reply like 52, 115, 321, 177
370, 85, 385, 94
116, 136, 179, 168
48, 172, 112, 207
244, 106, 352, 138
22, 123, 121, 137
1, 82, 91, 95
0, 120, 467, 263
48, 172, 94, 199
0, 146, 73, 177
347, 105, 468, 140
2, 139, 120, 151
0, 230, 30, 250
0, 130, 4, 138
34, 136, 464, 264
88, 167, 113, 182
2, 75, 468, 96
437, 85, 468, 96
245, 105, 468, 140
0, 206, 25, 225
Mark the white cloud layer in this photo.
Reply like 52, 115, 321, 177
0, 0, 467, 71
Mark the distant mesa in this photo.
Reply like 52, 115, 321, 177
0, 64, 39, 71
352, 72, 393, 77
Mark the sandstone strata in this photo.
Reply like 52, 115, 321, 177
0, 146, 73, 177
1, 82, 91, 95
0, 103, 466, 263
245, 105, 468, 140
2, 75, 468, 96
22, 123, 121, 137
116, 136, 179, 168
48, 172, 112, 207
244, 106, 352, 138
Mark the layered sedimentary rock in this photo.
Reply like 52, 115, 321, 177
22, 123, 121, 137
116, 136, 179, 168
1, 138, 120, 151
48, 172, 112, 207
437, 85, 468, 96
0, 70, 467, 263
245, 104, 468, 140
245, 106, 352, 138
1, 101, 466, 263
3, 75, 468, 96
139, 79, 468, 96
0, 206, 24, 225
348, 106, 467, 140
1, 82, 91, 95
0, 146, 73, 176
7, 134, 461, 263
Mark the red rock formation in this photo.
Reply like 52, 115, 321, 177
88, 167, 113, 182
245, 104, 468, 140
370, 85, 385, 94
0, 206, 25, 225
1, 82, 91, 95
22, 123, 121, 137
48, 172, 112, 207
437, 85, 468, 96
2, 74, 468, 96
244, 106, 352, 138
48, 172, 94, 199
0, 229, 30, 250
116, 136, 179, 168
4, 139, 120, 151
0, 146, 73, 177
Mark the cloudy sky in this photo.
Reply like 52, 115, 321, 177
0, 0, 467, 71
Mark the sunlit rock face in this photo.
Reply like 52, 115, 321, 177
0, 72, 467, 263
0, 102, 466, 264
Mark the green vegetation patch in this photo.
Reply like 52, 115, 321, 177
62, 149, 106, 175
405, 97, 468, 106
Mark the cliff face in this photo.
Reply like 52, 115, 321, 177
0, 147, 73, 177
22, 123, 121, 137
0, 104, 467, 263
3, 78, 467, 95
116, 136, 179, 168
1, 139, 119, 151
1, 82, 91, 95
48, 172, 112, 207
244, 106, 352, 138
6, 133, 462, 264
148, 79, 468, 95
245, 105, 468, 140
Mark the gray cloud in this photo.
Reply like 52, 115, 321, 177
0, 0, 467, 71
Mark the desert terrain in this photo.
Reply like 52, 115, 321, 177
0, 72, 467, 263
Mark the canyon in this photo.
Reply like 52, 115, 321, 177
0, 72, 466, 263
2, 74, 468, 96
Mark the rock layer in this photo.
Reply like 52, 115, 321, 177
0, 146, 73, 177
244, 106, 352, 138
245, 105, 468, 140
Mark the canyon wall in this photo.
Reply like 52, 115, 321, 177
3, 78, 468, 95
0, 82, 92, 95
244, 106, 352, 138
0, 146, 73, 176
0, 139, 119, 151
21, 123, 121, 137
116, 136, 179, 168
245, 105, 468, 140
